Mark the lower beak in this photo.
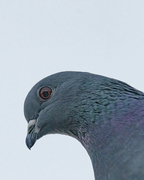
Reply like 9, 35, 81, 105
26, 128, 37, 149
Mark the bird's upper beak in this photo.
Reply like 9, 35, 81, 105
26, 119, 38, 149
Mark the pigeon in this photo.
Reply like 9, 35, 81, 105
24, 71, 144, 180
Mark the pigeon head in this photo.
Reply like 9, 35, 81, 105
24, 71, 99, 149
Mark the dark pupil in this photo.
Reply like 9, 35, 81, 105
42, 91, 49, 97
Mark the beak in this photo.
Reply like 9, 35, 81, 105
26, 119, 38, 149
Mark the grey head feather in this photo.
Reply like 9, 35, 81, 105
24, 71, 144, 180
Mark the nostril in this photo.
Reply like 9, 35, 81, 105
28, 125, 35, 134
27, 119, 37, 133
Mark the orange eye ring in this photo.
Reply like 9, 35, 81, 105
39, 87, 52, 99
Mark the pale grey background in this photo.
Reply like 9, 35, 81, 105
0, 1, 144, 180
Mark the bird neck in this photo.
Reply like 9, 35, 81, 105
78, 101, 144, 180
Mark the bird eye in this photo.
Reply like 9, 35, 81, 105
39, 87, 52, 100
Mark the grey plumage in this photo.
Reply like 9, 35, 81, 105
24, 71, 144, 180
